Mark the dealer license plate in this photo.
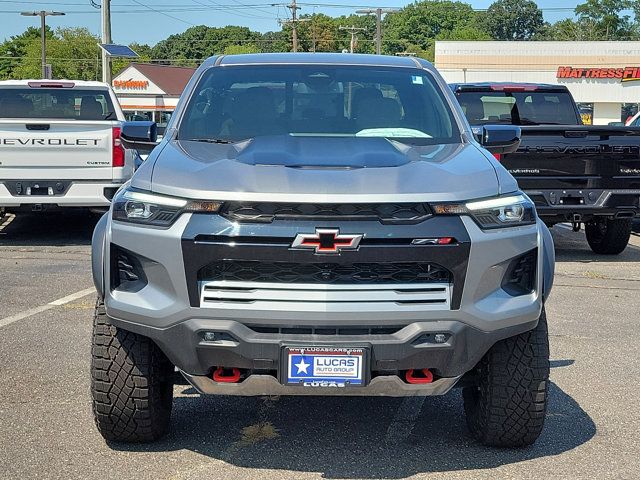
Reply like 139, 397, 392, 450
284, 346, 366, 387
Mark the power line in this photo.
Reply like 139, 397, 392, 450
191, 0, 274, 20
129, 0, 197, 25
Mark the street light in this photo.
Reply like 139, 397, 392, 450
20, 11, 65, 79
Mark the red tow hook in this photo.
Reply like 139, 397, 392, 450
405, 369, 434, 384
213, 367, 241, 383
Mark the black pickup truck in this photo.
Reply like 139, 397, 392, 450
451, 83, 640, 254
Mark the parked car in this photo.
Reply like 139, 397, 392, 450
0, 79, 152, 214
451, 82, 640, 254
91, 53, 555, 447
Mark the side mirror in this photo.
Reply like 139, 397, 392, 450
120, 121, 158, 153
480, 125, 521, 154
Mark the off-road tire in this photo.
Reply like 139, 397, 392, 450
463, 308, 550, 447
91, 299, 174, 443
585, 218, 632, 255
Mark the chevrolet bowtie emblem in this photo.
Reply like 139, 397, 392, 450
291, 228, 363, 254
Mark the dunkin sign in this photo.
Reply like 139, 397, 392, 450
557, 66, 640, 82
112, 79, 149, 90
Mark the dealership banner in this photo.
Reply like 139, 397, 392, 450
557, 66, 640, 82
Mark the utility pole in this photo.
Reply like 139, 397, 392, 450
101, 0, 112, 84
290, 0, 299, 53
355, 7, 399, 55
20, 11, 65, 79
276, 0, 305, 52
339, 25, 366, 54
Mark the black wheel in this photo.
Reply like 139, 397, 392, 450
91, 299, 174, 443
463, 308, 550, 447
585, 218, 632, 255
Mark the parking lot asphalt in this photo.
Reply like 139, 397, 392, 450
0, 212, 639, 480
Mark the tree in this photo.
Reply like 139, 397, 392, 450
0, 26, 53, 79
545, 18, 603, 41
223, 44, 260, 54
151, 25, 263, 65
296, 13, 341, 52
483, 0, 544, 40
574, 0, 634, 40
383, 1, 488, 59
11, 27, 101, 80
260, 30, 290, 53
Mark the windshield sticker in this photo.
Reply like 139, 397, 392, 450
411, 75, 423, 85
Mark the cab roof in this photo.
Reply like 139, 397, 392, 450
0, 79, 111, 88
450, 82, 569, 92
207, 52, 428, 69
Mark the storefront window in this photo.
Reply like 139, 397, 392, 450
576, 103, 593, 125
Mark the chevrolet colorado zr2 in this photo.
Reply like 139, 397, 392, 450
91, 53, 555, 447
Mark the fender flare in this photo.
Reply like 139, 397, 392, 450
92, 212, 108, 299
540, 222, 555, 301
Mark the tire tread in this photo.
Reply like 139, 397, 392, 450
585, 218, 632, 255
90, 299, 173, 443
463, 308, 550, 447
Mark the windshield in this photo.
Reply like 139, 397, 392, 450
456, 90, 580, 126
0, 88, 116, 120
178, 65, 460, 144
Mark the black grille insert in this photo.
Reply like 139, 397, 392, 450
221, 202, 431, 224
248, 325, 403, 336
502, 248, 537, 296
199, 260, 452, 284
110, 245, 148, 293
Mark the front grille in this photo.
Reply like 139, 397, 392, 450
199, 260, 452, 284
221, 202, 431, 224
199, 281, 452, 311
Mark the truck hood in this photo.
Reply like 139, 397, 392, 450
144, 136, 502, 202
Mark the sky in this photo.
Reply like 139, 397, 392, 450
0, 0, 580, 46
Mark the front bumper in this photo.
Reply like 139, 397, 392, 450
108, 313, 537, 384
182, 371, 462, 397
98, 211, 548, 394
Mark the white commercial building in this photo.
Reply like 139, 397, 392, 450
435, 41, 640, 125
111, 63, 195, 129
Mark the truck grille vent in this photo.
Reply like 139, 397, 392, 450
247, 325, 403, 336
221, 202, 431, 224
199, 260, 451, 284
199, 281, 452, 312
502, 248, 537, 296
110, 245, 148, 293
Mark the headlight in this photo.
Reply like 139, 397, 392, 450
432, 194, 536, 229
112, 188, 222, 226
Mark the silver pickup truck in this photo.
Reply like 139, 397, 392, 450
91, 53, 555, 447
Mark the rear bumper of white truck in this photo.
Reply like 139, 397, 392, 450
0, 181, 122, 208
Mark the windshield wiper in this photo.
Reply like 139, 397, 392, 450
104, 111, 116, 120
183, 138, 233, 144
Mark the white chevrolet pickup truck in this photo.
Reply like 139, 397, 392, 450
0, 79, 141, 213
